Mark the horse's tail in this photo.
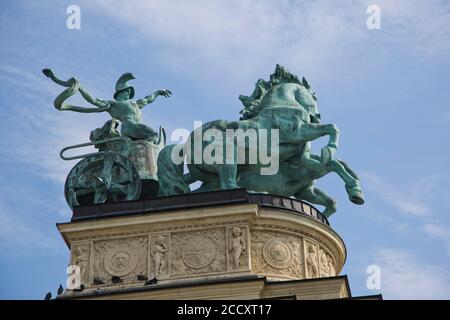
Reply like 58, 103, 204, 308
157, 144, 191, 196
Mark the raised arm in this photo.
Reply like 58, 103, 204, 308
43, 68, 110, 112
136, 89, 171, 108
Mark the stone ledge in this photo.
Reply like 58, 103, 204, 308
59, 275, 352, 300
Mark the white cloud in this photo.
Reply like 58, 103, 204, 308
84, 0, 450, 84
0, 64, 107, 183
376, 0, 450, 55
361, 172, 431, 217
0, 63, 178, 185
422, 223, 450, 256
393, 201, 430, 217
5, 0, 450, 184
422, 223, 450, 240
361, 172, 450, 257
373, 248, 450, 299
363, 207, 409, 232
0, 206, 58, 254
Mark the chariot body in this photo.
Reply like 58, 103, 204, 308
61, 120, 165, 208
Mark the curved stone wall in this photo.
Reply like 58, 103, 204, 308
59, 193, 345, 296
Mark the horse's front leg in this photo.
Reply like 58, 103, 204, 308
301, 155, 365, 207
327, 159, 365, 205
298, 123, 340, 163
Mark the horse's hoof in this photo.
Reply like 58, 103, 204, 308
346, 186, 365, 205
350, 194, 365, 205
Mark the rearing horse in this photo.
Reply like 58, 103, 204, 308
158, 65, 364, 217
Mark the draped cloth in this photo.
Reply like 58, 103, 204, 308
52, 76, 109, 113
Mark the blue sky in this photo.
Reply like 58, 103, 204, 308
0, 0, 449, 299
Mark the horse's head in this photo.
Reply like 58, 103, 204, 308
239, 64, 320, 123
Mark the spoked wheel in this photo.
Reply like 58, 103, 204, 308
65, 152, 141, 209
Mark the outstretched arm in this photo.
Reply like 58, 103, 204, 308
43, 68, 109, 110
136, 89, 171, 108
78, 86, 109, 108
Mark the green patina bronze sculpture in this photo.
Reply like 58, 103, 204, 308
44, 65, 364, 217
43, 68, 171, 142
43, 68, 170, 207
158, 65, 364, 217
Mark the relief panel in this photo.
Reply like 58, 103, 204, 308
170, 229, 226, 277
93, 236, 148, 285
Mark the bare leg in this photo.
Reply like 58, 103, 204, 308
121, 122, 158, 141
160, 258, 166, 275
154, 255, 161, 276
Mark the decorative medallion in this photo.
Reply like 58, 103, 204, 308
181, 236, 217, 269
262, 238, 293, 269
104, 244, 138, 276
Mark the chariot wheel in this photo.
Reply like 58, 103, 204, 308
65, 152, 141, 209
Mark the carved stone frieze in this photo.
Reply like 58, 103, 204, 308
170, 229, 226, 277
61, 204, 346, 296
319, 246, 336, 277
93, 236, 147, 285
251, 230, 303, 278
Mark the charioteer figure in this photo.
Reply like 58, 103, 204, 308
43, 68, 172, 208
42, 68, 171, 142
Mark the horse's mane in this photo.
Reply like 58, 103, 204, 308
239, 64, 316, 120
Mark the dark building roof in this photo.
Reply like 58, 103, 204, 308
71, 188, 329, 225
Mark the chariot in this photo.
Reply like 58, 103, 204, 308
60, 120, 165, 208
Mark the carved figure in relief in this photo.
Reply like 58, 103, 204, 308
306, 244, 318, 278
229, 228, 246, 268
73, 245, 89, 284
152, 236, 168, 276
327, 253, 336, 276
319, 248, 330, 276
